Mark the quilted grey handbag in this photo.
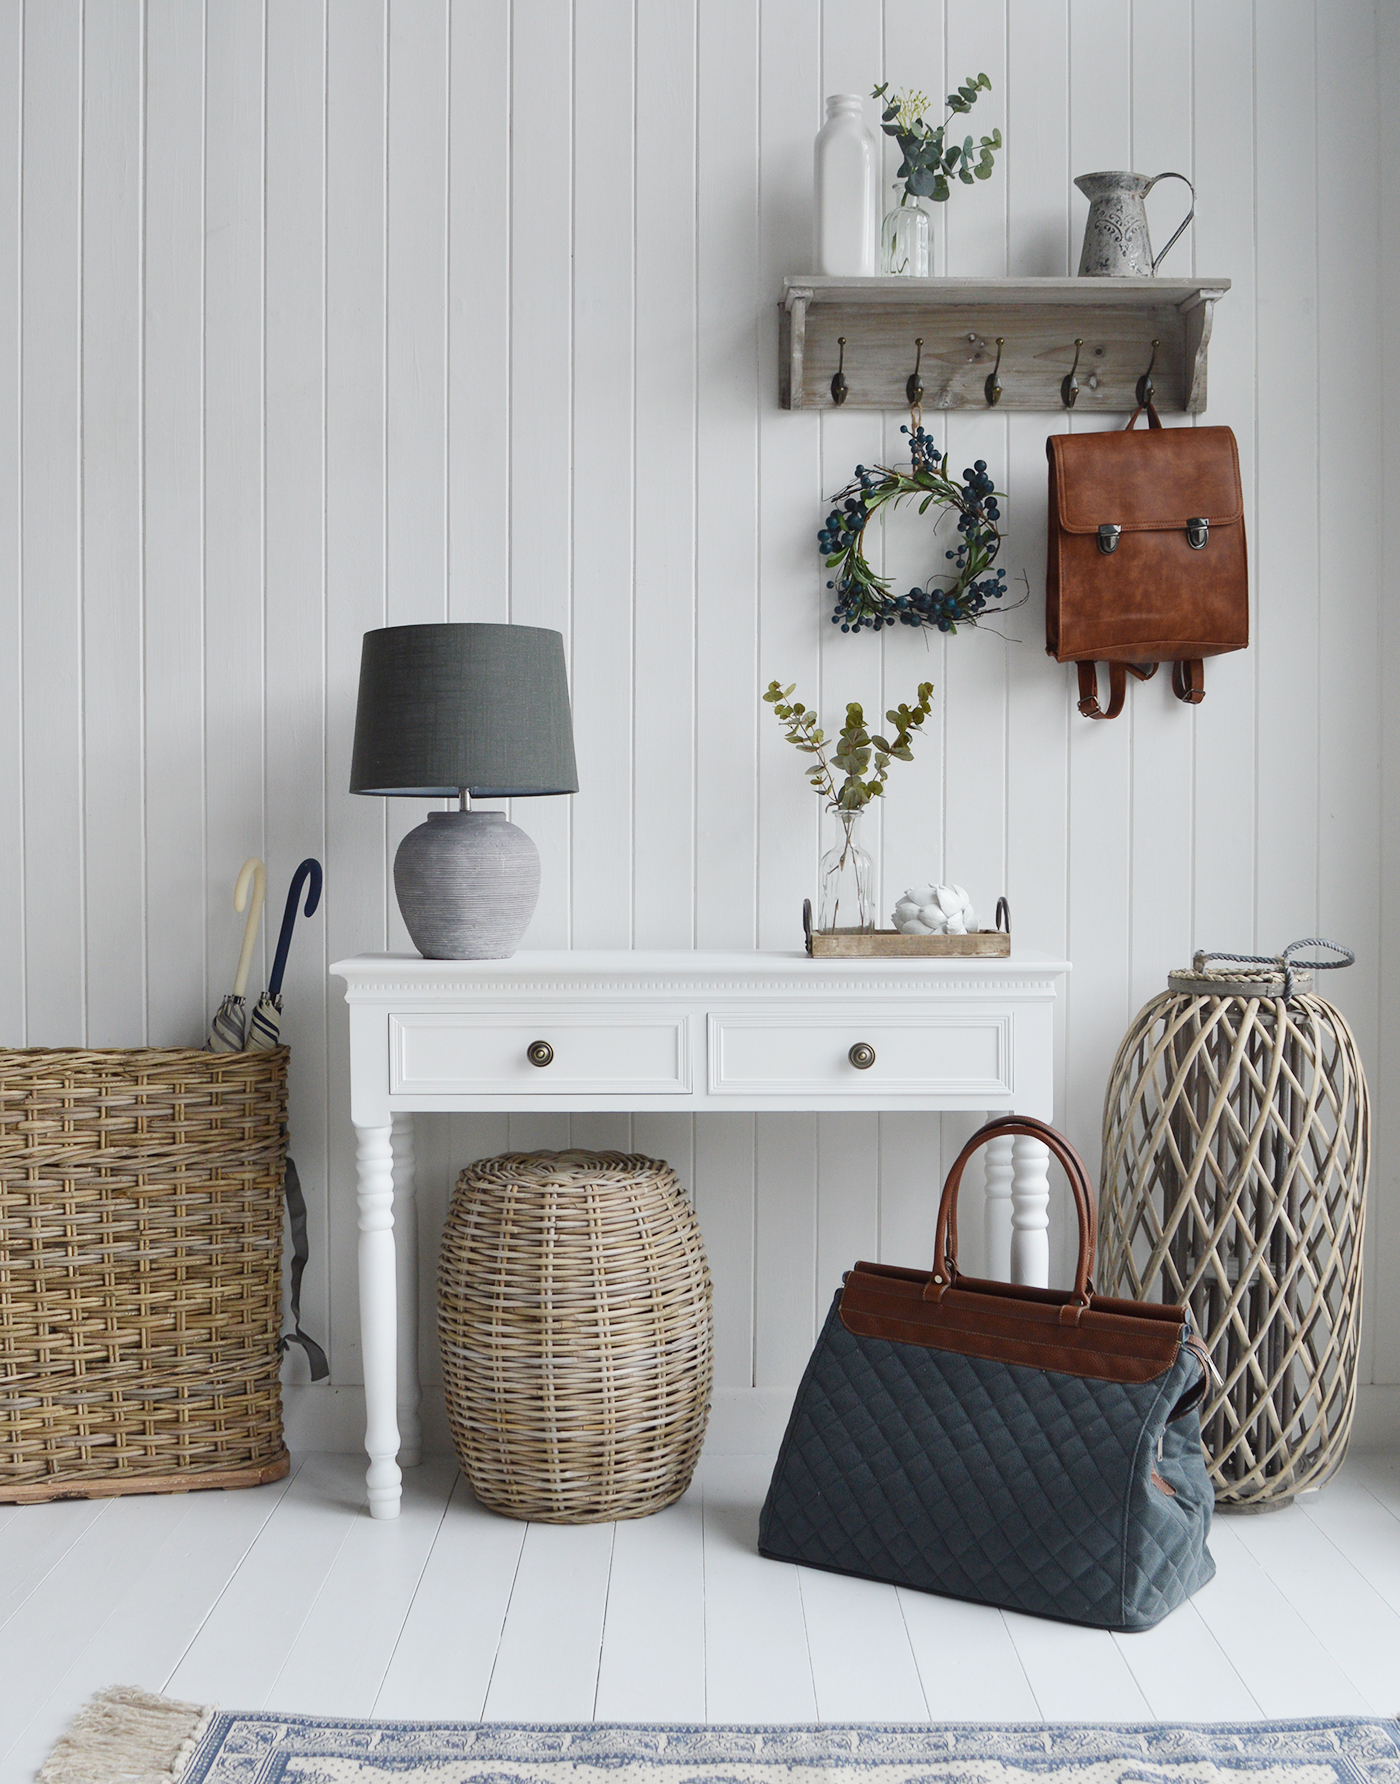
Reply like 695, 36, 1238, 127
758, 1114, 1215, 1632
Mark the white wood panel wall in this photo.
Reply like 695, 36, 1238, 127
1, 0, 1393, 1423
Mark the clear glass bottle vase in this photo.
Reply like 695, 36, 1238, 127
881, 195, 931, 277
818, 807, 875, 934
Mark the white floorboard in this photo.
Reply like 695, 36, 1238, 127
594, 1483, 706, 1724
9, 1450, 1400, 1784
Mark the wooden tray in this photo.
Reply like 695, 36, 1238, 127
803, 899, 1011, 957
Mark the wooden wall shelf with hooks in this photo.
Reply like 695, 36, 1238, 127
779, 276, 1230, 414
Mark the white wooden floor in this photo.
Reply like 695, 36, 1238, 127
4, 1449, 1400, 1781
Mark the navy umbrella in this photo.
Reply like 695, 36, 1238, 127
248, 859, 323, 1051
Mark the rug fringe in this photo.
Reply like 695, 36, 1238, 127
38, 1685, 214, 1784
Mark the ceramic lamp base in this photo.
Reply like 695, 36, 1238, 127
393, 810, 541, 960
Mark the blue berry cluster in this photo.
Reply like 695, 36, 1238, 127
819, 443, 1010, 636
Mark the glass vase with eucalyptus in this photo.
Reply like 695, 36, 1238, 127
763, 679, 935, 936
881, 193, 931, 276
819, 807, 875, 934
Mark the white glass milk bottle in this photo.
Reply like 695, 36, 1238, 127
814, 95, 878, 276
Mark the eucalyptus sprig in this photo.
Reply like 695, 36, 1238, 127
764, 680, 934, 812
872, 75, 1002, 206
820, 422, 1009, 634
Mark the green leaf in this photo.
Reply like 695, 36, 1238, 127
960, 166, 975, 184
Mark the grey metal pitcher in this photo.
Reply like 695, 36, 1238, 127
1075, 170, 1195, 277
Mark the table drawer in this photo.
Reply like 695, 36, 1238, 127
707, 1011, 1011, 1098
389, 1012, 691, 1096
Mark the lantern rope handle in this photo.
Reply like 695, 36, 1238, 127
1192, 938, 1355, 1000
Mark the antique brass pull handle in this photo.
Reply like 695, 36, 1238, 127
848, 1042, 876, 1070
526, 1040, 554, 1068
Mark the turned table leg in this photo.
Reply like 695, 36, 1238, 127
983, 1133, 1014, 1283
391, 1113, 422, 1468
355, 1121, 402, 1519
1010, 1131, 1051, 1288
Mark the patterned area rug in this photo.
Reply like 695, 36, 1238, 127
36, 1688, 1400, 1784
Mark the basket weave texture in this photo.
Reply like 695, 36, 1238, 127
0, 1047, 292, 1503
1098, 984, 1368, 1510
439, 1149, 713, 1524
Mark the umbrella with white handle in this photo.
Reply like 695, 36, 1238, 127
205, 857, 267, 1052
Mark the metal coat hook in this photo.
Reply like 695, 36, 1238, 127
1061, 338, 1084, 409
984, 337, 1005, 407
830, 336, 849, 407
1136, 338, 1159, 408
906, 338, 924, 408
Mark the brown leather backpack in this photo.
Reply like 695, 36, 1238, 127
1046, 406, 1248, 719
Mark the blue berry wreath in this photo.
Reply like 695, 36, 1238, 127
819, 423, 1012, 634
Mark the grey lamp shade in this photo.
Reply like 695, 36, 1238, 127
349, 623, 579, 798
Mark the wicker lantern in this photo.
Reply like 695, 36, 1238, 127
438, 1149, 712, 1524
1098, 944, 1368, 1511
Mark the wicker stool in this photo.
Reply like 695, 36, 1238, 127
0, 1047, 292, 1503
438, 1149, 712, 1523
1098, 955, 1369, 1510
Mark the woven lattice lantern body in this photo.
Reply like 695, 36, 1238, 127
1098, 949, 1368, 1511
439, 1149, 712, 1524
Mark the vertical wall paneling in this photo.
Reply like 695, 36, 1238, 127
202, 0, 266, 1011
570, 0, 636, 950
143, 0, 207, 1048
694, 0, 759, 952
0, 0, 23, 1043
265, 0, 329, 1373
21, 0, 84, 1046
5, 0, 1395, 1416
82, 0, 144, 1046
632, 0, 697, 949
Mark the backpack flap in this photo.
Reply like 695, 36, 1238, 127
1046, 423, 1248, 667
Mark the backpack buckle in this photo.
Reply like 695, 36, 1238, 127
1186, 516, 1209, 549
1097, 524, 1121, 555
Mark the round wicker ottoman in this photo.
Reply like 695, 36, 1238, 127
438, 1149, 712, 1523
1098, 949, 1369, 1510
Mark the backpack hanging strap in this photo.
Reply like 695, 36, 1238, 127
1077, 661, 1128, 719
1172, 658, 1205, 704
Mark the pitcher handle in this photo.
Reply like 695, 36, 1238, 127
1146, 171, 1195, 274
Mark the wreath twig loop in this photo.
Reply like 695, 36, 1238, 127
818, 423, 1014, 635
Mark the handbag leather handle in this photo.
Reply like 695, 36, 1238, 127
1124, 402, 1163, 429
925, 1114, 1099, 1315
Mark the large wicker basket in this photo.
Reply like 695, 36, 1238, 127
1098, 962, 1368, 1510
439, 1149, 712, 1523
0, 1047, 292, 1503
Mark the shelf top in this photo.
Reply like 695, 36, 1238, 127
782, 274, 1230, 311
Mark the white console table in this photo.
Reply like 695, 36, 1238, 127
332, 948, 1070, 1518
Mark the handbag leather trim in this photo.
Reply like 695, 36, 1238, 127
839, 1262, 1183, 1385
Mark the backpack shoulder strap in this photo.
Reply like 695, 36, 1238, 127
1078, 660, 1126, 720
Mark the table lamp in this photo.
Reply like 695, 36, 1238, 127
350, 623, 578, 959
